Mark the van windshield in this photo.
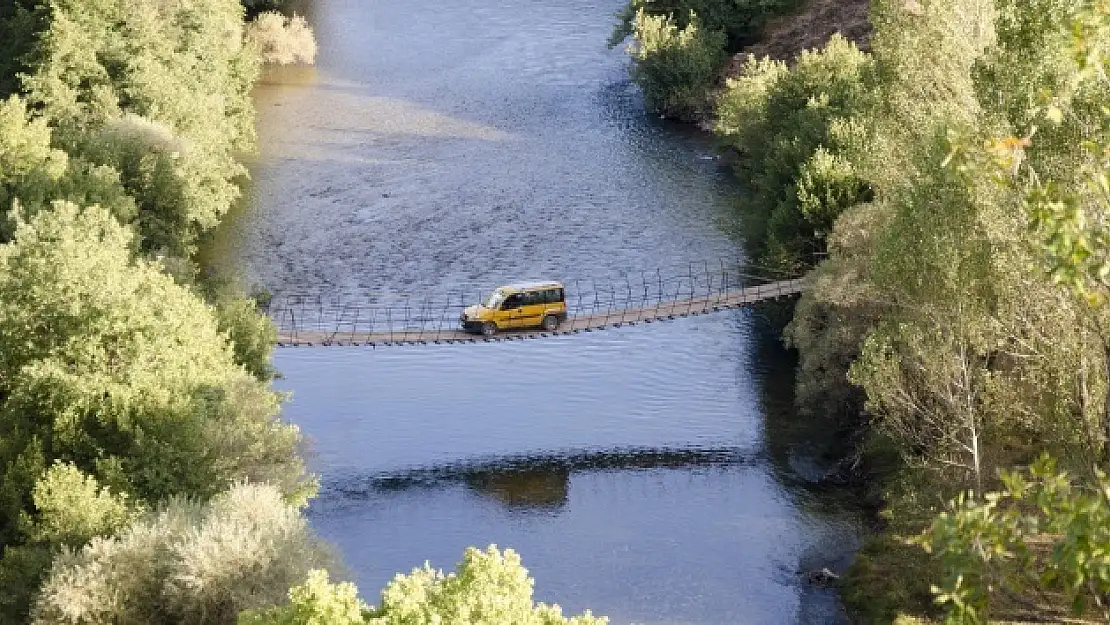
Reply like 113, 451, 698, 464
482, 290, 503, 309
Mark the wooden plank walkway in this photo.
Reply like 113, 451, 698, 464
274, 277, 807, 347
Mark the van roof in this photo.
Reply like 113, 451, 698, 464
500, 280, 563, 292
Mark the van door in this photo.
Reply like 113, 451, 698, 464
497, 293, 524, 329
545, 288, 566, 319
518, 290, 547, 328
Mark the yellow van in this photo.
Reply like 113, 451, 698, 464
460, 281, 567, 336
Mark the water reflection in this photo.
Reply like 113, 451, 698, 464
468, 467, 569, 510
322, 446, 759, 513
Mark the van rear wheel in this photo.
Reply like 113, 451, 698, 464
481, 322, 497, 336
542, 315, 560, 331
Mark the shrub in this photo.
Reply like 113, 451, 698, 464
25, 463, 138, 549
21, 0, 261, 255
366, 546, 607, 625
239, 570, 368, 625
715, 35, 874, 270
31, 484, 337, 625
609, 0, 800, 52
0, 463, 139, 622
628, 10, 726, 120
214, 296, 279, 381
0, 202, 310, 534
246, 13, 318, 65
242, 546, 608, 625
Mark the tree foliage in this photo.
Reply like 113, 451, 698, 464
18, 0, 260, 256
240, 570, 369, 625
626, 10, 726, 121
31, 483, 336, 625
920, 455, 1110, 623
766, 0, 1110, 618
246, 12, 318, 66
241, 546, 608, 625
715, 34, 873, 270
609, 0, 800, 52
0, 203, 310, 621
0, 203, 308, 515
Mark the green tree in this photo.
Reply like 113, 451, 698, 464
0, 202, 310, 621
20, 0, 260, 255
367, 546, 606, 625
0, 94, 140, 243
609, 0, 800, 52
244, 546, 607, 625
239, 570, 369, 625
0, 96, 67, 219
31, 483, 336, 625
715, 34, 873, 270
627, 10, 726, 120
0, 202, 309, 516
921, 455, 1110, 623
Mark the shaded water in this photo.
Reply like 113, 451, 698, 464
204, 0, 865, 621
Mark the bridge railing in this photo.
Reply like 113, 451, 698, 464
262, 262, 803, 343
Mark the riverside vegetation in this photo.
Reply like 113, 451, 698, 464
616, 0, 1110, 621
0, 0, 604, 623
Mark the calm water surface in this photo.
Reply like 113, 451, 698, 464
205, 0, 865, 621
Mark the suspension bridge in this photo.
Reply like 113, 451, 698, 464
264, 263, 807, 347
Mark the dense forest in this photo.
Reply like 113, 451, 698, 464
0, 0, 603, 623
616, 0, 1110, 621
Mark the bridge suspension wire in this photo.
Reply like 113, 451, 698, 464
262, 262, 807, 347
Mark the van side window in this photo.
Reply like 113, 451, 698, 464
545, 288, 564, 303
502, 294, 523, 310
521, 291, 542, 306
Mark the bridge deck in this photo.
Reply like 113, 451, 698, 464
274, 277, 806, 346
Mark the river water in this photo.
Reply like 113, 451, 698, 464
203, 0, 865, 622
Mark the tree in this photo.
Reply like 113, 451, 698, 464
21, 0, 261, 255
246, 12, 318, 65
32, 484, 336, 625
921, 455, 1110, 623
626, 10, 726, 120
0, 96, 67, 228
241, 546, 608, 625
0, 202, 311, 621
608, 0, 801, 52
0, 202, 309, 516
715, 35, 874, 270
239, 570, 368, 625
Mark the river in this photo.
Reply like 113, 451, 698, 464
202, 0, 865, 622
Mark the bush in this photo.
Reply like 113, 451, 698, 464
920, 455, 1110, 623
214, 296, 280, 381
239, 570, 368, 625
25, 463, 138, 549
31, 483, 337, 625
21, 0, 261, 255
366, 546, 606, 625
0, 202, 310, 538
628, 10, 726, 120
246, 12, 318, 65
242, 546, 608, 625
715, 35, 874, 270
0, 463, 139, 621
609, 0, 800, 52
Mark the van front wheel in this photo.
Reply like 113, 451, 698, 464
542, 315, 560, 331
481, 322, 497, 336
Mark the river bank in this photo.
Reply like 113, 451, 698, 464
639, 2, 945, 622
